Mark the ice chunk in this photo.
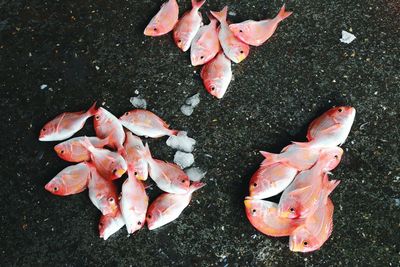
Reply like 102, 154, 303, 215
185, 167, 206, 181
180, 105, 194, 116
166, 131, 196, 152
40, 84, 48, 90
185, 93, 200, 107
340, 30, 356, 44
174, 151, 194, 169
129, 96, 147, 109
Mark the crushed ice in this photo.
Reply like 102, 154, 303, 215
174, 151, 194, 169
185, 167, 207, 181
181, 93, 200, 116
130, 96, 147, 109
340, 30, 356, 44
166, 131, 196, 153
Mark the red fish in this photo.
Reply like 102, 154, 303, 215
200, 51, 232, 99
124, 132, 148, 181
54, 136, 109, 162
94, 107, 125, 154
39, 102, 97, 141
119, 109, 178, 138
211, 6, 250, 63
173, 0, 206, 52
45, 162, 90, 196
229, 5, 292, 46
144, 0, 179, 36
99, 209, 125, 240
244, 198, 304, 236
146, 182, 205, 230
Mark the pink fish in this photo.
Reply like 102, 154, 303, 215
94, 107, 125, 154
278, 147, 343, 219
146, 182, 205, 230
142, 143, 190, 194
249, 162, 298, 199
54, 136, 109, 162
120, 168, 148, 234
123, 132, 148, 181
144, 0, 179, 36
229, 5, 292, 46
210, 6, 250, 63
200, 51, 232, 99
173, 0, 206, 52
190, 14, 220, 66
87, 164, 119, 216
289, 180, 340, 252
39, 102, 97, 141
119, 109, 178, 138
44, 162, 90, 196
244, 198, 304, 237
80, 137, 127, 180
99, 209, 125, 240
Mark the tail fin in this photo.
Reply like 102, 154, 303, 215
189, 182, 206, 194
192, 0, 206, 11
210, 6, 228, 23
260, 151, 280, 166
207, 12, 217, 26
275, 4, 292, 22
86, 101, 98, 116
323, 174, 341, 196
168, 129, 179, 136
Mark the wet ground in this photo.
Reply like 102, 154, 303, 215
1, 0, 399, 266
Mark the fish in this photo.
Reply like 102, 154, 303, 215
289, 178, 340, 252
142, 143, 190, 194
39, 102, 97, 141
120, 168, 149, 234
200, 51, 232, 99
119, 109, 178, 138
80, 137, 127, 180
173, 0, 206, 52
44, 162, 90, 196
87, 163, 119, 216
54, 136, 110, 162
210, 6, 250, 63
249, 162, 298, 199
94, 107, 126, 154
260, 144, 322, 171
190, 14, 220, 66
244, 198, 304, 237
146, 182, 205, 230
99, 209, 125, 240
229, 5, 292, 46
278, 147, 343, 219
305, 106, 356, 147
123, 132, 148, 181
144, 0, 179, 36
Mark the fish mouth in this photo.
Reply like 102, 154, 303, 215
115, 168, 126, 177
244, 199, 252, 209
279, 210, 291, 218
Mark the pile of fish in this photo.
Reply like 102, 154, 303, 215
144, 0, 292, 99
244, 107, 356, 252
39, 102, 205, 240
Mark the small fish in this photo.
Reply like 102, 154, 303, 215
200, 51, 232, 99
278, 147, 343, 219
260, 144, 322, 171
244, 198, 304, 237
143, 143, 190, 194
210, 6, 250, 63
249, 162, 298, 199
305, 106, 356, 147
119, 109, 178, 138
39, 102, 97, 141
144, 0, 179, 36
124, 132, 148, 181
54, 136, 109, 162
80, 137, 127, 180
190, 14, 220, 66
94, 107, 125, 154
173, 0, 206, 52
99, 209, 125, 240
229, 5, 292, 46
146, 182, 205, 230
120, 168, 148, 234
87, 164, 119, 216
289, 179, 340, 252
45, 162, 90, 196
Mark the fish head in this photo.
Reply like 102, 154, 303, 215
278, 195, 301, 219
100, 194, 119, 216
229, 23, 251, 43
144, 18, 168, 36
248, 169, 270, 198
319, 147, 344, 172
173, 31, 192, 52
130, 162, 148, 181
39, 121, 56, 141
228, 42, 250, 63
119, 111, 134, 124
289, 226, 320, 252
54, 143, 68, 160
93, 107, 107, 127
191, 46, 216, 66
146, 208, 162, 230
203, 76, 229, 99
126, 212, 146, 234
244, 198, 264, 219
327, 106, 356, 126
45, 178, 66, 196
111, 157, 128, 179
171, 173, 190, 194
99, 213, 114, 240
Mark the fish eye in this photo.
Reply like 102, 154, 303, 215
211, 86, 215, 91
181, 179, 186, 183
338, 108, 343, 112
42, 128, 46, 131
95, 115, 100, 120
290, 207, 295, 212
252, 209, 256, 213
303, 241, 308, 246
134, 172, 138, 176
240, 50, 244, 54
153, 27, 157, 31
108, 197, 114, 202
200, 56, 204, 59
137, 221, 142, 225
239, 29, 243, 33
112, 169, 117, 174
334, 155, 339, 159
147, 214, 152, 219
124, 112, 129, 116
253, 183, 257, 187
99, 222, 103, 227
53, 187, 58, 192
60, 150, 65, 154
178, 39, 182, 43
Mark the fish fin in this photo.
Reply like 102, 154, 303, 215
168, 129, 179, 136
288, 185, 313, 196
191, 0, 206, 10
275, 4, 293, 22
323, 174, 341, 196
210, 6, 228, 23
189, 182, 206, 194
206, 12, 217, 25
317, 123, 342, 135
86, 101, 98, 116
142, 143, 153, 161
291, 141, 310, 148
80, 136, 95, 152
260, 151, 280, 166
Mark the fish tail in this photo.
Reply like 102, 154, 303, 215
323, 174, 341, 196
189, 182, 206, 194
210, 6, 228, 23
260, 151, 280, 166
275, 4, 293, 22
168, 129, 179, 136
206, 12, 217, 24
192, 0, 206, 10
86, 101, 98, 116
